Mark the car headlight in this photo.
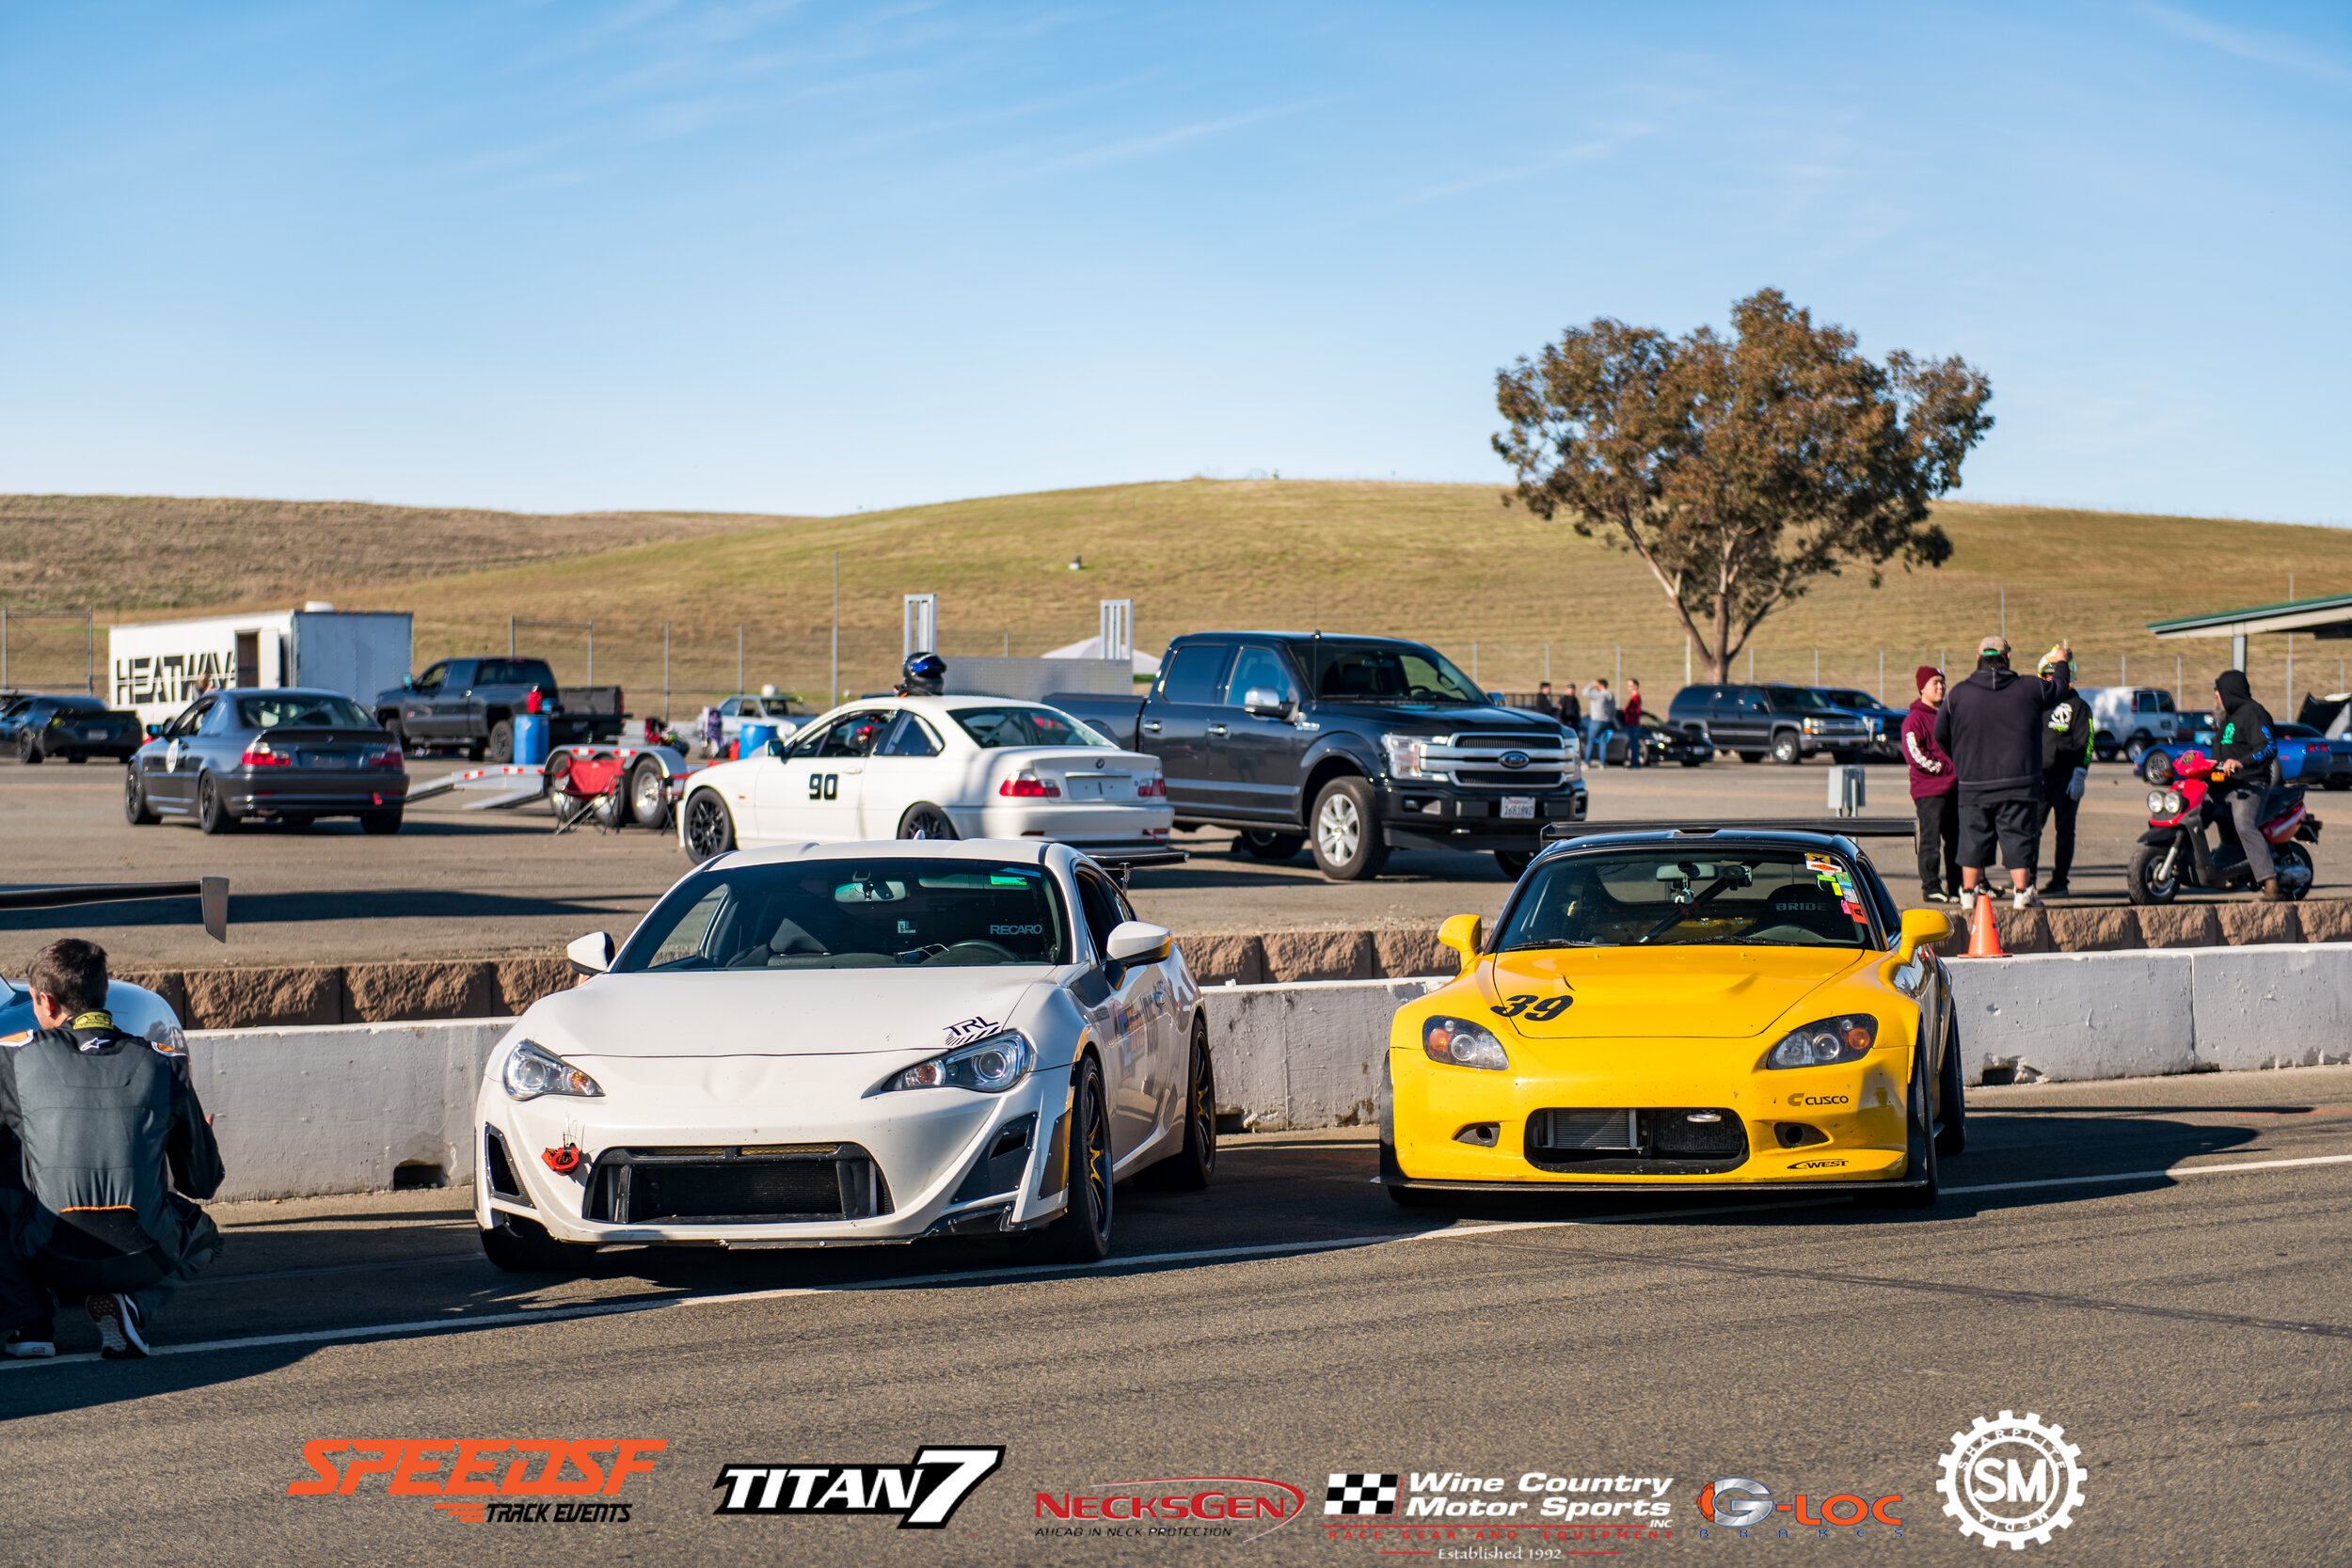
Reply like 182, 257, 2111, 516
1422, 1015, 1510, 1070
1802, 717, 1823, 733
501, 1037, 605, 1101
889, 1030, 1033, 1093
1763, 1014, 1877, 1069
1382, 732, 1443, 781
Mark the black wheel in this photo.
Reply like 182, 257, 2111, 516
487, 720, 515, 765
1143, 1017, 1216, 1191
2125, 733, 2151, 764
2275, 841, 2315, 901
66, 753, 87, 765
1019, 1055, 1114, 1262
1739, 751, 1765, 765
1233, 829, 1306, 862
2126, 841, 2181, 905
683, 789, 735, 863
123, 770, 157, 826
625, 758, 669, 830
1680, 757, 1705, 768
1860, 1053, 1939, 1209
1494, 848, 1535, 879
479, 1214, 597, 1274
2143, 751, 2174, 786
197, 773, 237, 834
1310, 775, 1389, 880
898, 802, 958, 839
1770, 730, 1802, 765
360, 809, 403, 834
2093, 731, 2118, 762
1935, 1012, 1966, 1157
16, 734, 40, 765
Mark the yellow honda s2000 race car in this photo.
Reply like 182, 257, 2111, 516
1381, 828, 1962, 1206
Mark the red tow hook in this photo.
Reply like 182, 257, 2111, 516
542, 1143, 583, 1175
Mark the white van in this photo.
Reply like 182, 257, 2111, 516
2077, 686, 2186, 761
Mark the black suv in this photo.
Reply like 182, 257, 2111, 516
1666, 684, 1875, 765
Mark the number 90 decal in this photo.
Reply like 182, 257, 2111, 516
808, 773, 841, 800
1491, 993, 1572, 1021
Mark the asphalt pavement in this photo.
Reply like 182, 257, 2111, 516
4, 1066, 2346, 1566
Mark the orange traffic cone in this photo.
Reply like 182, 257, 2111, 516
1963, 893, 2007, 958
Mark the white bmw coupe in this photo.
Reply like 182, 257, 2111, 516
675, 695, 1174, 865
472, 838, 1214, 1271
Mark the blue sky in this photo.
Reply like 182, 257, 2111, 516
3, 2, 2346, 522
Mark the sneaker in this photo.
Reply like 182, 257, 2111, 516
88, 1293, 149, 1359
2042, 880, 2071, 898
2, 1328, 56, 1359
1957, 889, 1979, 912
1924, 891, 1956, 905
2012, 886, 2042, 911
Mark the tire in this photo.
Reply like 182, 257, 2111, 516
1832, 750, 1862, 766
197, 774, 237, 834
627, 758, 670, 831
682, 789, 736, 863
2143, 751, 2174, 786
1494, 848, 1535, 879
1860, 1053, 1939, 1209
487, 720, 515, 765
123, 771, 158, 826
2275, 841, 2314, 901
2093, 730, 2118, 763
1310, 775, 1389, 880
2126, 840, 2182, 905
467, 740, 487, 762
2125, 733, 2151, 764
1934, 1012, 1966, 1157
1142, 1017, 1216, 1191
479, 1215, 597, 1274
1739, 752, 1764, 765
1019, 1055, 1114, 1263
1233, 829, 1306, 862
66, 753, 87, 765
898, 802, 958, 840
1770, 730, 1802, 766
1680, 757, 1704, 768
360, 810, 403, 834
17, 734, 40, 765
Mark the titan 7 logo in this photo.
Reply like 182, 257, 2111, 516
713, 1446, 1005, 1529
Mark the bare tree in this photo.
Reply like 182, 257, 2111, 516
1494, 289, 1992, 681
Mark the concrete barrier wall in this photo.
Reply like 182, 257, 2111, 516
187, 946, 2352, 1200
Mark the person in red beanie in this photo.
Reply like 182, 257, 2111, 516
1902, 664, 1961, 902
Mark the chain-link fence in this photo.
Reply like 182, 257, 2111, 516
0, 610, 98, 695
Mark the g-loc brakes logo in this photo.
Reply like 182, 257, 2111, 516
713, 1446, 1003, 1529
288, 1440, 665, 1525
1936, 1411, 2086, 1548
1696, 1477, 1900, 1531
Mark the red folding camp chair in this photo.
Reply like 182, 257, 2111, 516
548, 750, 629, 833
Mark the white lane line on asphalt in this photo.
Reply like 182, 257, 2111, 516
10, 1150, 2347, 1369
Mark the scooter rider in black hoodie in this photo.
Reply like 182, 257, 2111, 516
2210, 668, 2283, 901
1934, 634, 2073, 911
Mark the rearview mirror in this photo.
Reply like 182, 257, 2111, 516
1438, 912, 1483, 974
566, 931, 615, 976
1104, 920, 1173, 964
1241, 687, 1293, 720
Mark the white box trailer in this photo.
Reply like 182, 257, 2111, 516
108, 607, 413, 728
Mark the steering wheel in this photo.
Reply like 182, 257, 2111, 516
923, 940, 1019, 965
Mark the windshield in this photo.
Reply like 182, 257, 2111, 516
236, 694, 377, 729
950, 705, 1116, 750
1825, 690, 1879, 709
1495, 847, 1878, 950
616, 858, 1070, 971
1767, 686, 1836, 710
1315, 644, 1485, 705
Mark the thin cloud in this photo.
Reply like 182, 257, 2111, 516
1372, 135, 1631, 216
1021, 98, 1332, 178
2137, 3, 2352, 87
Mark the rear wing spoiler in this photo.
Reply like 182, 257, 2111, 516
1076, 847, 1190, 887
0, 876, 229, 942
1541, 818, 1916, 841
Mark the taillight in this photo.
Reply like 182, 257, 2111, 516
366, 746, 404, 769
238, 741, 294, 768
1136, 775, 1167, 798
999, 771, 1061, 798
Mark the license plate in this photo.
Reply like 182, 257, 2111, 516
83, 728, 106, 740
1501, 796, 1535, 819
1064, 776, 1102, 800
303, 752, 352, 768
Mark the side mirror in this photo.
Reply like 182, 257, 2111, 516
403, 675, 416, 691
1896, 908, 1953, 960
1241, 687, 1291, 720
144, 723, 163, 738
1104, 920, 1173, 965
763, 738, 785, 757
566, 931, 615, 977
1438, 912, 1483, 974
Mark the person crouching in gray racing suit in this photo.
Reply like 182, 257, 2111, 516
0, 938, 223, 1359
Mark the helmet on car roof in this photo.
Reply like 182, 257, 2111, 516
898, 652, 946, 696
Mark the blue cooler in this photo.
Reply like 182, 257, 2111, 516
514, 713, 550, 767
739, 722, 777, 756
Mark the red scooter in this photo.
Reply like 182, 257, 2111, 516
2128, 750, 2321, 904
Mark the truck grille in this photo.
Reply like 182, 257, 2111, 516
581, 1143, 893, 1224
1524, 1108, 1749, 1174
1426, 733, 1574, 789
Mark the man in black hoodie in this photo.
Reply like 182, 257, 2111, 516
1935, 634, 2073, 911
2210, 668, 2282, 901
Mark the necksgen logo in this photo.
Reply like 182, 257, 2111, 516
713, 1446, 1004, 1529
288, 1439, 666, 1526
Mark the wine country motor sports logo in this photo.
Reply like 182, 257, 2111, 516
713, 1446, 1004, 1529
1936, 1412, 2087, 1548
1034, 1475, 1308, 1542
288, 1440, 666, 1523
1326, 1474, 1400, 1516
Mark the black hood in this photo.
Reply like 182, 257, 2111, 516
2216, 670, 2252, 707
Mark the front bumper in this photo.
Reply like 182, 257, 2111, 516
1381, 779, 1587, 850
475, 1048, 1074, 1246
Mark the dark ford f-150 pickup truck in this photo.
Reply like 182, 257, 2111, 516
1051, 632, 1584, 879
374, 657, 626, 762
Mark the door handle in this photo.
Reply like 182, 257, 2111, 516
1207, 724, 1228, 736
1141, 720, 1163, 734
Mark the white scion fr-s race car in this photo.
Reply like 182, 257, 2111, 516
472, 838, 1215, 1271
676, 695, 1173, 863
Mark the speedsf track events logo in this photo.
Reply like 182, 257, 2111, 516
288, 1439, 665, 1524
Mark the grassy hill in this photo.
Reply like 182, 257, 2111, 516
8, 482, 2347, 712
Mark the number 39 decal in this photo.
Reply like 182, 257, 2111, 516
1492, 993, 1572, 1021
808, 773, 840, 800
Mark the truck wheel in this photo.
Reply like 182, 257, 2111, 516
2093, 729, 2119, 762
2124, 732, 2151, 764
197, 774, 237, 834
1233, 830, 1305, 862
627, 758, 670, 831
123, 771, 157, 826
683, 790, 735, 863
1770, 730, 1802, 765
1494, 849, 1535, 879
488, 720, 515, 765
1310, 776, 1389, 880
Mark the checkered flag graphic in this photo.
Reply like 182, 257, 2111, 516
1326, 1474, 1400, 1516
